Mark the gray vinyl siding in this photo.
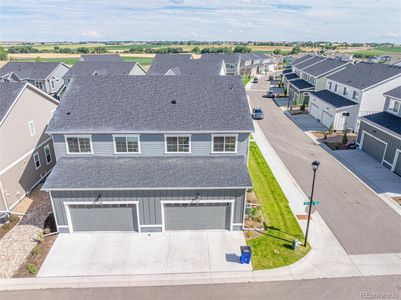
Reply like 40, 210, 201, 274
357, 121, 401, 165
52, 133, 249, 159
51, 189, 245, 229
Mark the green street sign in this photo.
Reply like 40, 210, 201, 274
304, 201, 320, 206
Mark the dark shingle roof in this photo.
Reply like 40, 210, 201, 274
290, 79, 314, 90
80, 54, 123, 62
42, 156, 252, 190
384, 86, 401, 100
294, 56, 326, 70
361, 112, 401, 136
291, 55, 313, 66
310, 90, 358, 108
48, 75, 253, 133
327, 62, 401, 90
0, 82, 26, 122
0, 62, 61, 80
63, 61, 138, 79
302, 58, 349, 77
201, 53, 240, 64
284, 73, 299, 80
147, 54, 223, 75
283, 68, 292, 74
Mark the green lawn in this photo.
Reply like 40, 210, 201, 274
121, 56, 153, 65
13, 56, 153, 66
242, 76, 251, 86
353, 46, 401, 57
247, 141, 310, 270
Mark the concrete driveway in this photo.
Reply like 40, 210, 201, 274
289, 113, 328, 132
38, 231, 251, 277
335, 150, 401, 196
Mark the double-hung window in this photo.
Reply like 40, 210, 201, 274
328, 82, 332, 90
343, 87, 348, 96
334, 84, 338, 92
35, 81, 43, 90
352, 91, 359, 100
28, 120, 36, 136
165, 135, 190, 153
33, 152, 41, 169
44, 144, 52, 164
66, 136, 92, 154
114, 135, 140, 154
212, 135, 237, 153
388, 99, 400, 114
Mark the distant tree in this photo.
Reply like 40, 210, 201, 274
128, 47, 143, 54
290, 46, 301, 55
0, 46, 8, 60
273, 48, 282, 55
192, 46, 201, 54
35, 56, 41, 62
233, 45, 251, 53
92, 47, 107, 53
76, 47, 90, 54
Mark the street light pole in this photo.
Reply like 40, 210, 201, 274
304, 160, 320, 247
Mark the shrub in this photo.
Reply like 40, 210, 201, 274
37, 232, 44, 244
247, 188, 254, 193
328, 123, 334, 134
1, 223, 10, 230
27, 263, 37, 275
246, 231, 253, 238
342, 131, 349, 145
9, 214, 19, 223
31, 246, 40, 256
300, 102, 306, 111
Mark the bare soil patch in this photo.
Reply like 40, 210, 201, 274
0, 215, 20, 240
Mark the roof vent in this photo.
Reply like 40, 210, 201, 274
171, 100, 177, 104
66, 112, 71, 115
229, 84, 233, 89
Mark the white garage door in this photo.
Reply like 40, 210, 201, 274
321, 111, 334, 128
309, 103, 322, 120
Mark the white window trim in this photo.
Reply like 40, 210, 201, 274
44, 144, 52, 165
65, 135, 93, 154
28, 120, 36, 136
33, 151, 41, 170
164, 134, 192, 154
387, 99, 400, 115
35, 81, 43, 90
112, 134, 141, 154
211, 134, 238, 154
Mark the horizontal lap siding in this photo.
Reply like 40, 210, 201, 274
357, 121, 401, 164
51, 189, 245, 227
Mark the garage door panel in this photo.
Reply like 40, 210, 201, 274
321, 111, 333, 128
69, 204, 138, 232
362, 133, 386, 163
164, 203, 230, 230
309, 103, 321, 120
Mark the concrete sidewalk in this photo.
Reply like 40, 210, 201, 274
1, 121, 400, 290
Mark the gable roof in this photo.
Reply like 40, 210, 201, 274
63, 61, 139, 79
201, 53, 240, 64
327, 62, 401, 90
42, 156, 252, 190
361, 112, 401, 136
0, 81, 26, 123
383, 86, 401, 100
48, 75, 253, 133
302, 58, 349, 77
310, 90, 358, 108
290, 79, 314, 90
80, 54, 123, 62
291, 55, 313, 66
284, 73, 299, 80
294, 56, 326, 70
0, 62, 61, 80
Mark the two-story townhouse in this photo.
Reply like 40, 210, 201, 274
79, 54, 123, 62
147, 54, 225, 75
42, 75, 254, 233
283, 55, 313, 88
240, 53, 261, 76
314, 62, 401, 131
201, 54, 241, 75
356, 86, 401, 175
0, 62, 70, 98
63, 61, 146, 85
0, 82, 58, 211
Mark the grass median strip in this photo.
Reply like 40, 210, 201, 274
247, 141, 310, 269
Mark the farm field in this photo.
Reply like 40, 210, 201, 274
352, 46, 401, 57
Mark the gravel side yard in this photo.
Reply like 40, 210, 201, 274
0, 185, 55, 278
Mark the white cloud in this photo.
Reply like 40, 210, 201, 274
81, 31, 100, 38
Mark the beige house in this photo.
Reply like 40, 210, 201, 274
0, 82, 58, 211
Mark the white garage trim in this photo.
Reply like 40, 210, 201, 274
360, 131, 388, 165
160, 199, 235, 232
64, 201, 140, 233
391, 149, 401, 172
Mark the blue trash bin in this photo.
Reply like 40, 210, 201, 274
240, 246, 252, 264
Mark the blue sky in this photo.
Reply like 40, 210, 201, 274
0, 0, 400, 42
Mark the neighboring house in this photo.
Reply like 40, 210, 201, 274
201, 54, 241, 75
240, 53, 275, 76
0, 82, 58, 211
0, 62, 70, 98
356, 86, 401, 175
79, 54, 123, 62
288, 57, 350, 105
147, 54, 225, 75
42, 75, 253, 233
63, 61, 146, 84
316, 62, 401, 130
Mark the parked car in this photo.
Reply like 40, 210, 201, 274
252, 77, 259, 83
266, 90, 275, 98
252, 108, 264, 120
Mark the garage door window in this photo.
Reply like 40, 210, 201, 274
212, 135, 237, 153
